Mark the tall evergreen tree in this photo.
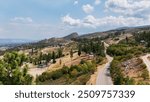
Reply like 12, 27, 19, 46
70, 49, 73, 59
78, 45, 81, 56
57, 48, 63, 58
52, 51, 56, 63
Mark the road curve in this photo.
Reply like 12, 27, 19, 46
96, 42, 113, 85
141, 54, 150, 74
96, 54, 113, 85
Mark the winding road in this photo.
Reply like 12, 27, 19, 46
96, 54, 113, 85
96, 42, 113, 85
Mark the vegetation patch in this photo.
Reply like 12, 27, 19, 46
0, 52, 33, 85
36, 61, 96, 85
107, 35, 150, 85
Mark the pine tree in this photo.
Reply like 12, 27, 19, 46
57, 48, 63, 58
52, 51, 56, 63
39, 52, 43, 64
70, 49, 73, 59
126, 36, 129, 44
0, 52, 33, 85
46, 52, 51, 65
78, 45, 81, 56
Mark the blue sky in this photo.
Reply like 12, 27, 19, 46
0, 0, 150, 40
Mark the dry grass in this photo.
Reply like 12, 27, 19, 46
41, 47, 59, 54
105, 33, 132, 45
47, 53, 87, 72
121, 58, 150, 84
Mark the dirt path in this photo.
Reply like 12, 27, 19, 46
141, 54, 150, 74
28, 67, 48, 78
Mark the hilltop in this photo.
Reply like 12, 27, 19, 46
63, 32, 79, 40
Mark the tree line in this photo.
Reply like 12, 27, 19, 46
134, 31, 150, 47
107, 36, 150, 85
77, 38, 105, 57
29, 48, 63, 66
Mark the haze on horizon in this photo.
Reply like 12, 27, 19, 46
0, 0, 150, 40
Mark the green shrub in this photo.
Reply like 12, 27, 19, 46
51, 70, 63, 80
37, 60, 96, 85
124, 77, 135, 85
70, 69, 78, 77
80, 59, 86, 64
61, 66, 69, 74
141, 69, 149, 80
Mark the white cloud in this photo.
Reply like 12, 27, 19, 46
62, 15, 81, 26
95, 0, 101, 5
62, 14, 146, 28
11, 17, 33, 23
82, 4, 94, 14
105, 0, 150, 17
63, 0, 150, 30
83, 15, 144, 28
74, 0, 78, 5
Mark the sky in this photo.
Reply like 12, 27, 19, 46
0, 0, 150, 40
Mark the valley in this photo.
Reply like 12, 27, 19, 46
0, 26, 150, 85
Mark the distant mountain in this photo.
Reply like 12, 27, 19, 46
63, 32, 79, 40
79, 25, 150, 39
79, 32, 106, 39
38, 37, 68, 46
34, 25, 150, 46
0, 39, 33, 46
35, 32, 79, 46
7, 25, 150, 49
109, 25, 150, 32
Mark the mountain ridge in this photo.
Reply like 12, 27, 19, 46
1, 25, 150, 47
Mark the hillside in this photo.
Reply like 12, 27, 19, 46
2, 25, 150, 53
63, 32, 79, 40
0, 25, 150, 85
79, 25, 150, 39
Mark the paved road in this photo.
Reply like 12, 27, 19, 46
96, 54, 113, 85
141, 54, 150, 74
96, 42, 113, 85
